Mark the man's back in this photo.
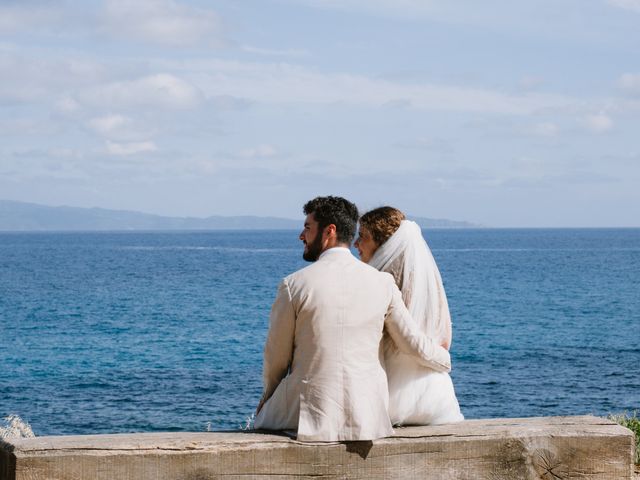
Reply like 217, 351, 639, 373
286, 248, 395, 440
255, 247, 408, 441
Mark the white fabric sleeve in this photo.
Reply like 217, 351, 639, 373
261, 279, 296, 403
384, 281, 452, 373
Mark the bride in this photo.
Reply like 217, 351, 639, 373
355, 206, 464, 426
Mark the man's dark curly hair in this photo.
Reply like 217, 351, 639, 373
303, 196, 359, 245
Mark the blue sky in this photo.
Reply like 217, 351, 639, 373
1, 0, 639, 227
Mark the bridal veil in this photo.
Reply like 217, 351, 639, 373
368, 220, 463, 425
368, 220, 451, 347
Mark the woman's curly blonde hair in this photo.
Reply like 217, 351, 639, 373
359, 206, 406, 246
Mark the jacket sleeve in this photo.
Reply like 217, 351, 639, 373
261, 278, 296, 403
384, 279, 452, 372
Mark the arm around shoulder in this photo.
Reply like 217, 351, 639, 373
384, 281, 452, 372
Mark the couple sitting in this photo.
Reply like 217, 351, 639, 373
254, 196, 463, 441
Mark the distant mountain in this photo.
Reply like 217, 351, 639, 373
0, 200, 300, 231
408, 215, 479, 229
0, 200, 479, 231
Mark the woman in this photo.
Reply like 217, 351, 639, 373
355, 206, 463, 426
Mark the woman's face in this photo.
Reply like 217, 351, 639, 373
354, 225, 379, 263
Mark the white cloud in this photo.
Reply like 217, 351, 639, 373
54, 96, 82, 114
607, 0, 640, 13
519, 76, 545, 90
531, 122, 560, 137
0, 51, 48, 103
618, 73, 640, 95
296, 0, 439, 18
177, 59, 572, 115
0, 4, 62, 34
238, 144, 279, 159
0, 49, 110, 106
241, 46, 309, 58
0, 146, 90, 181
208, 95, 252, 110
102, 0, 225, 48
89, 114, 132, 136
393, 137, 454, 154
106, 140, 158, 156
0, 118, 55, 136
84, 74, 203, 110
294, 0, 600, 39
583, 113, 614, 133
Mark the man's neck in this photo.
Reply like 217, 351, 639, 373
322, 242, 350, 252
319, 243, 351, 257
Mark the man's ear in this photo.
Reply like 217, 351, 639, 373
323, 224, 337, 240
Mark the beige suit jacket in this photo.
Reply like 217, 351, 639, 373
253, 247, 451, 441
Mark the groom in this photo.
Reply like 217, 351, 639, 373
254, 196, 451, 441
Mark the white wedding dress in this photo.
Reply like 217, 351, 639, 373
369, 220, 463, 426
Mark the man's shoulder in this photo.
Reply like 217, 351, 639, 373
282, 262, 316, 284
283, 257, 333, 285
284, 253, 394, 286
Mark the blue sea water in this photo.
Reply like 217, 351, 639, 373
1, 229, 638, 436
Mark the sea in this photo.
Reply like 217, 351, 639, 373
1, 229, 638, 436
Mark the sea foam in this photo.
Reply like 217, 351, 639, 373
0, 415, 35, 439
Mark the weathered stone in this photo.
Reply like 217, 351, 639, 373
0, 416, 635, 479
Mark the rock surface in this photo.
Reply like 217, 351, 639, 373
0, 416, 635, 479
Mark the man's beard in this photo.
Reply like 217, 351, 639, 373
302, 232, 324, 262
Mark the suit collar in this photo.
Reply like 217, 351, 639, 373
318, 246, 352, 261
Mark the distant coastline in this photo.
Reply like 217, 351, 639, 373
0, 200, 479, 231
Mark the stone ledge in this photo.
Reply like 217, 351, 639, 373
0, 415, 635, 479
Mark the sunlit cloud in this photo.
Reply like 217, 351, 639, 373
89, 114, 132, 136
583, 113, 614, 133
294, 0, 441, 19
530, 122, 560, 137
618, 73, 640, 96
393, 137, 454, 154
519, 76, 545, 90
0, 49, 109, 106
173, 59, 573, 115
54, 96, 82, 114
240, 46, 309, 58
102, 0, 225, 48
0, 4, 62, 34
106, 140, 158, 156
82, 74, 204, 110
238, 144, 279, 159
607, 0, 640, 13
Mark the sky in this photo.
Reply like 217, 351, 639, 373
1, 0, 639, 227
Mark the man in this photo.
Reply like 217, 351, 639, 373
254, 196, 452, 441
